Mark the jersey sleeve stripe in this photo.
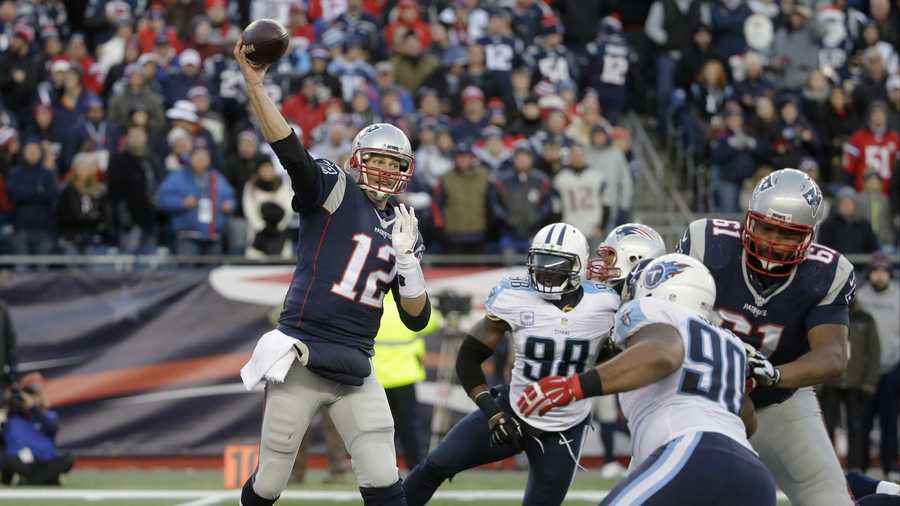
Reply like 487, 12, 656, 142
688, 219, 707, 262
321, 169, 347, 214
819, 255, 854, 306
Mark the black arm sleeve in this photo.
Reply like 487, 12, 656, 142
456, 335, 495, 395
269, 131, 321, 213
390, 283, 431, 332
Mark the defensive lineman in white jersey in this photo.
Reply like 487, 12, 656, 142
403, 223, 619, 506
519, 254, 776, 505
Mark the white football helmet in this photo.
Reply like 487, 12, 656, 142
588, 223, 666, 285
634, 253, 717, 321
527, 223, 589, 298
347, 123, 415, 196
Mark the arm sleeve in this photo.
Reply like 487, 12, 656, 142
843, 136, 861, 177
675, 219, 708, 262
806, 256, 856, 330
269, 130, 330, 213
644, 3, 667, 46
612, 299, 655, 346
390, 282, 432, 332
156, 174, 188, 212
31, 408, 60, 436
455, 335, 495, 394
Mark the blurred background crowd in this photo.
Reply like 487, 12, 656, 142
0, 0, 897, 258
0, 0, 642, 259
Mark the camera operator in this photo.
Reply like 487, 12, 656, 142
3, 373, 74, 485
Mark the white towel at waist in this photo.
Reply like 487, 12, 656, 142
240, 329, 308, 390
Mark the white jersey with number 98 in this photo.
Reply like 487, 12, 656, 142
485, 276, 620, 432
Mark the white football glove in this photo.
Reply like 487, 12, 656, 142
392, 204, 419, 256
743, 343, 781, 388
391, 204, 426, 298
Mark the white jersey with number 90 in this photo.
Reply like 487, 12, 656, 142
613, 297, 755, 468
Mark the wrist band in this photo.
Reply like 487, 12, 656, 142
395, 254, 426, 299
577, 369, 604, 398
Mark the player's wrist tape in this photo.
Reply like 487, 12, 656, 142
395, 253, 426, 299
474, 390, 503, 420
577, 369, 603, 398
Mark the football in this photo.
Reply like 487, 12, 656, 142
241, 18, 289, 67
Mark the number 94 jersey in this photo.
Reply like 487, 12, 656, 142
485, 277, 619, 432
613, 298, 754, 468
677, 218, 856, 408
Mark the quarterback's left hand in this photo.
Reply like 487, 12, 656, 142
391, 204, 419, 256
744, 344, 781, 388
518, 375, 584, 417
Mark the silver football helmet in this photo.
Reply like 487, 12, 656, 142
587, 223, 666, 285
347, 123, 415, 196
527, 223, 590, 298
744, 168, 823, 276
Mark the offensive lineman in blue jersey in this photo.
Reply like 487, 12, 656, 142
677, 168, 856, 506
232, 39, 431, 506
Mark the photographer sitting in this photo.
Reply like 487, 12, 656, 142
3, 373, 74, 485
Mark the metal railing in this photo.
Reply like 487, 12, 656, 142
0, 252, 895, 271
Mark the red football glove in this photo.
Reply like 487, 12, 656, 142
517, 374, 584, 417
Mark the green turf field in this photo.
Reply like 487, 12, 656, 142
0, 469, 793, 505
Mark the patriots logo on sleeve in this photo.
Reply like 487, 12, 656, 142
319, 160, 339, 175
643, 261, 689, 289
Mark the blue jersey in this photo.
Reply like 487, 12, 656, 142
272, 141, 420, 355
523, 45, 575, 86
585, 34, 631, 91
477, 35, 523, 89
677, 218, 856, 408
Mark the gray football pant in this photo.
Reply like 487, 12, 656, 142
750, 387, 854, 506
253, 362, 399, 499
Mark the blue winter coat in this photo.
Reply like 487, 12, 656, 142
157, 168, 235, 240
6, 163, 58, 231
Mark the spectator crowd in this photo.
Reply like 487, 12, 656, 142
0, 0, 643, 258
655, 0, 900, 253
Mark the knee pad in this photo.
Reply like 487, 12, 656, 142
241, 475, 277, 506
360, 479, 407, 506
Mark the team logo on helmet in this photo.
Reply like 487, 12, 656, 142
643, 260, 689, 290
802, 186, 823, 215
615, 224, 656, 240
362, 124, 382, 135
754, 175, 774, 195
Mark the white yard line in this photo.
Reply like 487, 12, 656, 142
0, 489, 790, 502
173, 492, 235, 506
